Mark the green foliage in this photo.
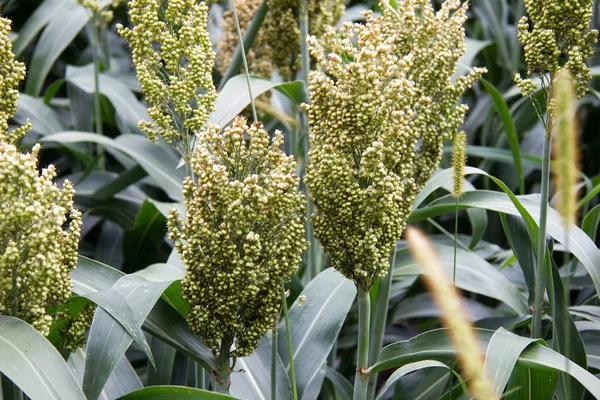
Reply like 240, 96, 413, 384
1, 0, 600, 398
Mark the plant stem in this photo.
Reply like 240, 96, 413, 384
214, 335, 233, 394
229, 0, 257, 123
353, 286, 371, 400
271, 312, 279, 400
366, 249, 396, 400
219, 0, 267, 90
281, 278, 298, 400
533, 126, 552, 338
91, 15, 104, 171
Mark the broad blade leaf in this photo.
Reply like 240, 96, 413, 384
0, 316, 85, 400
211, 76, 306, 127
82, 264, 183, 400
277, 268, 356, 399
230, 336, 292, 400
118, 386, 235, 399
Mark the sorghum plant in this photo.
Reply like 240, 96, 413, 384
218, 0, 345, 79
305, 0, 484, 292
304, 0, 484, 397
117, 0, 217, 160
0, 16, 83, 338
168, 116, 307, 390
515, 0, 597, 337
515, 0, 597, 98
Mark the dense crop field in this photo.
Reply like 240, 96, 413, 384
1, 0, 600, 399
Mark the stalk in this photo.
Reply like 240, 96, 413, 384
281, 278, 298, 400
214, 335, 233, 394
353, 287, 371, 400
366, 249, 397, 400
230, 0, 257, 123
91, 15, 105, 171
532, 125, 551, 338
271, 312, 279, 400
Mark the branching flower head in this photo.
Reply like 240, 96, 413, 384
0, 143, 83, 336
217, 0, 274, 78
517, 0, 597, 97
304, 0, 484, 290
0, 16, 26, 141
0, 16, 84, 342
168, 117, 307, 357
218, 0, 345, 79
117, 0, 217, 147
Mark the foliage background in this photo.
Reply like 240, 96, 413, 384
1, 0, 600, 398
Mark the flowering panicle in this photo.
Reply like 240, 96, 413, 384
117, 0, 217, 147
168, 117, 307, 357
0, 16, 85, 344
516, 0, 597, 98
452, 131, 467, 198
218, 0, 345, 79
552, 68, 580, 226
0, 17, 27, 141
0, 141, 83, 336
217, 0, 274, 78
304, 0, 484, 290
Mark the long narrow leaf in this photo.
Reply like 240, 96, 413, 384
0, 316, 85, 400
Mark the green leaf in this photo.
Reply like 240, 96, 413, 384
484, 328, 544, 396
211, 76, 307, 127
82, 264, 183, 400
82, 287, 155, 367
15, 94, 68, 135
12, 0, 68, 56
324, 367, 353, 400
230, 336, 292, 400
67, 348, 143, 400
480, 79, 524, 194
24, 0, 111, 95
71, 257, 215, 370
375, 360, 468, 400
393, 244, 528, 314
277, 268, 357, 399
65, 64, 149, 131
118, 386, 235, 399
42, 132, 185, 201
501, 215, 536, 305
582, 204, 600, 240
0, 316, 85, 400
147, 338, 177, 386
369, 328, 600, 397
122, 200, 170, 273
410, 167, 600, 301
143, 299, 215, 370
504, 366, 558, 400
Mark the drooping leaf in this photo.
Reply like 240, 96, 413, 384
82, 264, 183, 400
0, 316, 85, 400
375, 360, 468, 400
122, 200, 170, 274
393, 244, 528, 314
276, 268, 356, 399
410, 167, 600, 300
211, 76, 307, 127
369, 328, 600, 397
42, 132, 185, 200
65, 64, 149, 131
230, 336, 292, 400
